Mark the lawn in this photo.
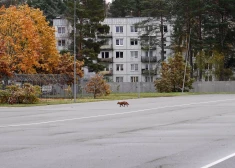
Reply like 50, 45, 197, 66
0, 92, 198, 107
0, 92, 231, 107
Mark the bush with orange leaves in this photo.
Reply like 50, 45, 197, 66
85, 74, 111, 99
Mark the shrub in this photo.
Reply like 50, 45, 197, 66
0, 90, 10, 103
154, 53, 194, 93
154, 78, 172, 93
85, 74, 111, 99
0, 83, 41, 104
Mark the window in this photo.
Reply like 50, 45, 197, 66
88, 67, 94, 72
101, 52, 109, 58
145, 25, 153, 31
130, 26, 138, 32
131, 51, 138, 58
131, 76, 139, 82
116, 64, 124, 71
130, 39, 138, 45
145, 76, 153, 82
131, 64, 138, 71
58, 27, 65, 34
162, 50, 166, 54
103, 40, 109, 45
163, 25, 168, 32
116, 39, 123, 46
205, 63, 213, 70
145, 64, 152, 70
104, 66, 109, 71
116, 26, 123, 33
116, 77, 123, 82
116, 52, 123, 58
58, 40, 66, 46
145, 51, 153, 57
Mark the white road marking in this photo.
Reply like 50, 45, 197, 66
201, 153, 235, 168
0, 98, 235, 128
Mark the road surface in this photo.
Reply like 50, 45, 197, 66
1, 94, 235, 168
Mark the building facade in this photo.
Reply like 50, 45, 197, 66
53, 17, 72, 52
53, 17, 173, 82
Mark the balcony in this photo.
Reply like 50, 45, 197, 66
100, 44, 113, 50
141, 56, 157, 63
141, 46, 157, 50
97, 33, 112, 38
99, 70, 113, 76
98, 57, 113, 63
142, 69, 157, 76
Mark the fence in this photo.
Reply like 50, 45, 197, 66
8, 74, 73, 99
192, 81, 235, 93
4, 74, 235, 99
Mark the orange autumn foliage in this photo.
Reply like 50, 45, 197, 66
85, 74, 111, 99
0, 5, 83, 79
54, 53, 84, 84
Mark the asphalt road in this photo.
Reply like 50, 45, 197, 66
1, 94, 235, 168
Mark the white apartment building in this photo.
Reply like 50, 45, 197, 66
53, 17, 72, 52
53, 17, 173, 82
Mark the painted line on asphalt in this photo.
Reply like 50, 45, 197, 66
0, 98, 235, 128
201, 153, 235, 168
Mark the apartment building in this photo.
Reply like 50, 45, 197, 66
53, 17, 173, 82
53, 17, 72, 52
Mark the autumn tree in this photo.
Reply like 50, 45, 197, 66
53, 53, 84, 85
0, 5, 58, 76
154, 53, 194, 92
85, 74, 111, 99
0, 5, 84, 86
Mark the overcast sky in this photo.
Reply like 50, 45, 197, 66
106, 0, 112, 3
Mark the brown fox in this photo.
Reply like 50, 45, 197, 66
117, 101, 129, 107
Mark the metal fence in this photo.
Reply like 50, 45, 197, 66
4, 74, 235, 99
8, 74, 73, 99
192, 81, 235, 93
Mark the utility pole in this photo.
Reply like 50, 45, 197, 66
74, 0, 77, 102
182, 28, 191, 93
148, 34, 151, 83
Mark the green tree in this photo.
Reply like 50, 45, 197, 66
108, 0, 141, 17
211, 51, 233, 81
0, 0, 25, 7
85, 74, 111, 99
65, 0, 109, 73
171, 0, 235, 81
27, 0, 67, 24
138, 0, 172, 62
154, 53, 194, 92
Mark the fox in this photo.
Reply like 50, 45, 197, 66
117, 101, 129, 107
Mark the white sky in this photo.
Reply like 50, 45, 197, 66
106, 0, 112, 3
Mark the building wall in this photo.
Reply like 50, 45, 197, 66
53, 17, 173, 82
98, 17, 173, 82
53, 18, 72, 51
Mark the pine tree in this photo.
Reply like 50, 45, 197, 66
138, 0, 172, 62
27, 0, 67, 24
171, 0, 235, 81
65, 0, 109, 73
108, 0, 139, 17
